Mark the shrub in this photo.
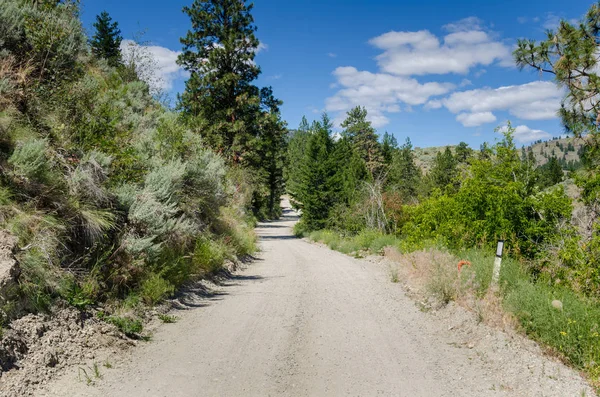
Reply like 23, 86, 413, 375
193, 236, 227, 274
140, 274, 174, 305
8, 138, 51, 182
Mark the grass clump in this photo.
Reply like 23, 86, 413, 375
140, 274, 175, 306
100, 313, 143, 336
158, 314, 178, 323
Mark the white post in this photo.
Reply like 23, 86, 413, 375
491, 240, 504, 285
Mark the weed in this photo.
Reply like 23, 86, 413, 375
103, 360, 112, 369
390, 266, 399, 283
140, 274, 174, 306
92, 362, 102, 379
158, 313, 178, 323
103, 315, 143, 336
78, 367, 93, 385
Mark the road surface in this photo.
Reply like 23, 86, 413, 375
39, 204, 594, 396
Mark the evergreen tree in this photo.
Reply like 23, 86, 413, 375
455, 141, 473, 163
330, 137, 369, 205
340, 106, 384, 177
295, 114, 336, 230
285, 116, 312, 203
429, 147, 458, 191
537, 156, 564, 188
177, 0, 261, 158
90, 11, 123, 67
387, 138, 421, 200
381, 132, 398, 165
248, 87, 287, 217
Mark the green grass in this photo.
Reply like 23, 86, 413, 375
158, 313, 178, 323
99, 313, 143, 336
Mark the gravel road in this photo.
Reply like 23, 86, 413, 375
38, 204, 595, 397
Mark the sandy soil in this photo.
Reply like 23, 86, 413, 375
36, 204, 595, 397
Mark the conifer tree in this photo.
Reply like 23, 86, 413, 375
340, 106, 384, 177
381, 132, 398, 165
388, 138, 421, 200
295, 114, 336, 230
429, 147, 458, 191
90, 11, 123, 67
455, 142, 472, 163
177, 0, 260, 158
285, 116, 312, 203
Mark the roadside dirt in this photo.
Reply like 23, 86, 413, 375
32, 204, 596, 396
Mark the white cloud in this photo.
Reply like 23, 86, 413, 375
442, 81, 563, 126
256, 42, 269, 53
542, 13, 579, 30
121, 40, 186, 93
456, 111, 497, 127
498, 124, 551, 143
325, 66, 454, 127
424, 99, 443, 110
442, 16, 484, 32
459, 78, 472, 87
328, 52, 337, 58
368, 24, 511, 76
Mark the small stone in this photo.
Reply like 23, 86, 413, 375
551, 300, 563, 311
44, 350, 59, 368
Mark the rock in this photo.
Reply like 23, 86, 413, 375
551, 300, 563, 311
43, 349, 59, 368
0, 230, 20, 302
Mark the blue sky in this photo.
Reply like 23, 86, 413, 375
80, 0, 592, 148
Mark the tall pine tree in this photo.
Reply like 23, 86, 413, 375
177, 0, 261, 159
90, 11, 123, 67
387, 138, 421, 200
341, 106, 384, 178
295, 115, 336, 230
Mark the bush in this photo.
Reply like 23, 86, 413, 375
140, 274, 174, 305
193, 236, 227, 274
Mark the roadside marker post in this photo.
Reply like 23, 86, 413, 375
491, 240, 504, 285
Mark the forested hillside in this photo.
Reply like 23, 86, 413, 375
0, 0, 285, 343
287, 2, 600, 385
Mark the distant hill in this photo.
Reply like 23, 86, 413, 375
413, 136, 586, 174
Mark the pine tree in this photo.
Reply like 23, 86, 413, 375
340, 106, 384, 177
387, 138, 421, 200
330, 137, 369, 205
429, 147, 458, 191
90, 11, 122, 67
177, 0, 260, 158
285, 116, 312, 203
455, 141, 472, 163
295, 114, 336, 230
381, 132, 398, 165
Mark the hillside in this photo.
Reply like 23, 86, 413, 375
413, 136, 585, 173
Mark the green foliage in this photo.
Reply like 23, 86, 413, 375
340, 106, 384, 177
291, 115, 337, 230
103, 314, 143, 336
0, 0, 260, 322
90, 11, 123, 67
387, 138, 421, 201
140, 274, 175, 306
158, 313, 178, 323
8, 139, 51, 182
403, 127, 572, 257
193, 236, 227, 274
506, 282, 600, 376
177, 0, 260, 153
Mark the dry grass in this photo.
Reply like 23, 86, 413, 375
383, 246, 516, 330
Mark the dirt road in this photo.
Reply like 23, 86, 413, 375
39, 205, 594, 396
